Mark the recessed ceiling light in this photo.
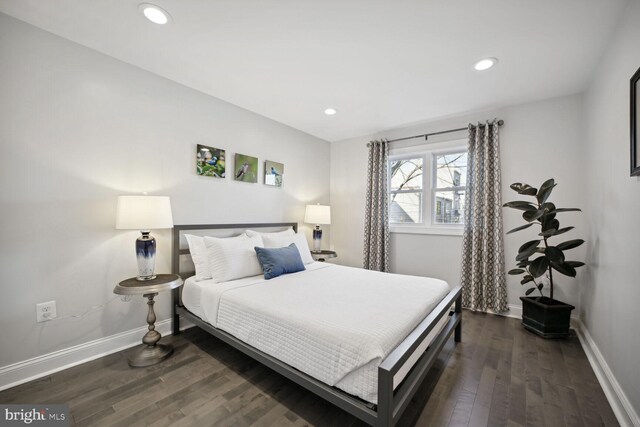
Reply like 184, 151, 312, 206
324, 108, 337, 116
473, 57, 498, 71
139, 3, 170, 25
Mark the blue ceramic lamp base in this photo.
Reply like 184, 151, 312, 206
312, 226, 322, 252
136, 231, 156, 281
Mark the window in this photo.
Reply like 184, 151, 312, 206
389, 157, 423, 223
433, 151, 467, 225
388, 140, 467, 235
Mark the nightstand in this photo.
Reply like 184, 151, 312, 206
114, 274, 183, 367
311, 250, 337, 262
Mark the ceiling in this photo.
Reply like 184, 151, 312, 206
0, 0, 629, 141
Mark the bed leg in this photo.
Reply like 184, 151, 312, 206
172, 288, 180, 336
377, 367, 394, 427
454, 294, 462, 343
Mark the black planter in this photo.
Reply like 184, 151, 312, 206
520, 296, 575, 338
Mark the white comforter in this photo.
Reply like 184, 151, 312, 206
184, 263, 450, 403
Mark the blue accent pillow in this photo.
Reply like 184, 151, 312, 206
254, 244, 306, 280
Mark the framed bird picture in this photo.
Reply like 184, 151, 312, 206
196, 144, 226, 178
264, 160, 284, 187
234, 153, 258, 183
631, 65, 640, 176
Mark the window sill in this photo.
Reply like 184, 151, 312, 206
390, 226, 464, 236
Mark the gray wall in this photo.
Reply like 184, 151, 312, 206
330, 94, 586, 312
582, 0, 640, 415
0, 14, 330, 367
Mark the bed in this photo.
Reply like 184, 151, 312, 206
171, 223, 462, 427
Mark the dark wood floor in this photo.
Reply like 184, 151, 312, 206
0, 312, 618, 427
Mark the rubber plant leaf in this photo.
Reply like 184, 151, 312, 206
565, 261, 585, 268
545, 246, 565, 264
516, 240, 541, 261
551, 262, 577, 277
523, 209, 545, 222
556, 239, 584, 250
537, 179, 557, 204
503, 201, 538, 212
510, 183, 538, 196
539, 226, 574, 238
529, 257, 550, 278
521, 276, 535, 285
507, 223, 534, 234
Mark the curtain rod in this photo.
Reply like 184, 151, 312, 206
367, 119, 504, 146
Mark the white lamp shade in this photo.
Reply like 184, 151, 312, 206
304, 204, 331, 225
116, 196, 174, 230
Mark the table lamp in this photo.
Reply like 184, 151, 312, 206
304, 204, 331, 252
116, 195, 173, 281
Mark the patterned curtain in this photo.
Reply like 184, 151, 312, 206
460, 120, 508, 312
363, 140, 390, 272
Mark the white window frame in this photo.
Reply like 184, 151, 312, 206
388, 154, 426, 225
389, 139, 467, 236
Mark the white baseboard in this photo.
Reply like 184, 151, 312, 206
573, 319, 639, 427
0, 318, 194, 392
488, 303, 523, 319
476, 304, 638, 427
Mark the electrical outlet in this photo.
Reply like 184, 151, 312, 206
36, 301, 57, 323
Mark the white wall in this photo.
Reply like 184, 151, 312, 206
0, 14, 330, 367
582, 0, 640, 418
330, 94, 586, 311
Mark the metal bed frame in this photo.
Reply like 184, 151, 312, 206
171, 222, 462, 427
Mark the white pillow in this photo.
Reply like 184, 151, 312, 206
204, 234, 264, 282
245, 228, 295, 238
185, 234, 211, 281
185, 233, 246, 281
261, 233, 314, 265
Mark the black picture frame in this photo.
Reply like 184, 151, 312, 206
631, 66, 640, 176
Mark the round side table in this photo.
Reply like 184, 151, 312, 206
311, 250, 337, 262
114, 274, 183, 368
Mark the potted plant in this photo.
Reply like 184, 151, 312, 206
503, 178, 585, 338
